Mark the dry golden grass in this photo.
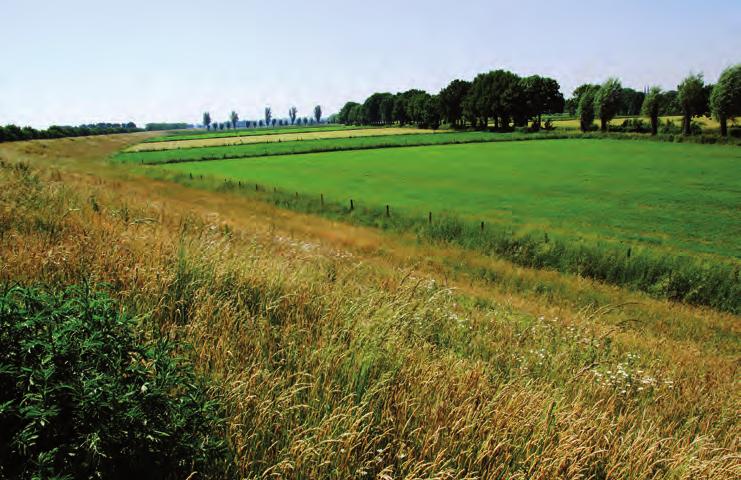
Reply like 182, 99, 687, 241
126, 127, 439, 152
1, 134, 739, 478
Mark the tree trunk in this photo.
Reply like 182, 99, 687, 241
720, 116, 728, 137
650, 115, 658, 135
600, 118, 607, 132
682, 115, 690, 135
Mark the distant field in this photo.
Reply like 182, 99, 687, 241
144, 124, 360, 143
128, 127, 435, 152
550, 115, 728, 130
117, 131, 573, 164
154, 139, 741, 258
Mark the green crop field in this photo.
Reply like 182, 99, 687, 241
144, 124, 365, 143
117, 131, 575, 164
154, 139, 741, 259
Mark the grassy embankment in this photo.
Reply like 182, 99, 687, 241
0, 134, 738, 478
146, 139, 741, 312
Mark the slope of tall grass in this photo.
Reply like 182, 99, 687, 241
1, 143, 738, 478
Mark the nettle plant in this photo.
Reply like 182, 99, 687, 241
0, 284, 233, 479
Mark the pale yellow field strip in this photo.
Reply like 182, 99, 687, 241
551, 115, 728, 130
127, 127, 440, 152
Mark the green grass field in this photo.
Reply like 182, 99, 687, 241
156, 139, 741, 259
117, 131, 573, 164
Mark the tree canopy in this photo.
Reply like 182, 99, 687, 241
641, 86, 663, 135
677, 73, 709, 135
709, 64, 741, 136
593, 78, 623, 131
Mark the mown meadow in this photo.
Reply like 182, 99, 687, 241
0, 134, 738, 479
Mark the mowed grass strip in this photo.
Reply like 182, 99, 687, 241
129, 127, 435, 152
117, 131, 574, 165
144, 123, 362, 143
156, 139, 741, 259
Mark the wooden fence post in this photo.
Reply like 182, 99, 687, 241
320, 193, 324, 206
350, 199, 354, 211
386, 205, 390, 217
428, 212, 432, 224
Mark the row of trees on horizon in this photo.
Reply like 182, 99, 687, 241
0, 123, 142, 143
336, 64, 740, 136
201, 105, 324, 131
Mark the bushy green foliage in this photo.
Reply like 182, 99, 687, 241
0, 284, 233, 479
709, 64, 741, 136
438, 79, 471, 127
641, 87, 663, 135
677, 73, 710, 135
577, 87, 598, 131
593, 78, 623, 131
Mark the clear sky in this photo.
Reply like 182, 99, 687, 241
1, 0, 739, 128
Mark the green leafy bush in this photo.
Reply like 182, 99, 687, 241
0, 284, 233, 479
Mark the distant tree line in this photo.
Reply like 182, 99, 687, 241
337, 65, 741, 136
144, 123, 190, 131
200, 105, 325, 131
337, 70, 565, 131
0, 122, 141, 143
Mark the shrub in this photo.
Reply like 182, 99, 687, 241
660, 119, 682, 134
0, 284, 233, 479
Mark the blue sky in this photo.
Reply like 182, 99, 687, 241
1, 0, 739, 128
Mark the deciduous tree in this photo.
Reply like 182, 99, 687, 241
677, 73, 707, 135
710, 64, 741, 136
641, 87, 663, 135
594, 78, 623, 131
438, 79, 471, 127
577, 86, 598, 132
520, 75, 564, 129
289, 106, 298, 125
